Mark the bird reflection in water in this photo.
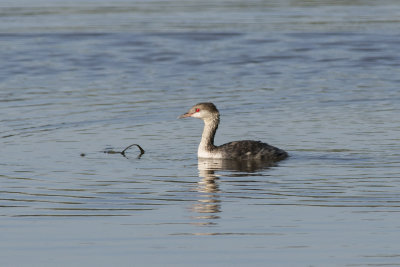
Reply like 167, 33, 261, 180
190, 160, 221, 226
191, 158, 276, 228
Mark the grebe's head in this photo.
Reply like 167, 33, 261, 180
179, 102, 219, 120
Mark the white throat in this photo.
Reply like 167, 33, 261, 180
197, 116, 222, 158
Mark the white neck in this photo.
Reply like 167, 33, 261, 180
197, 115, 219, 157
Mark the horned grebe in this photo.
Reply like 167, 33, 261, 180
179, 102, 288, 161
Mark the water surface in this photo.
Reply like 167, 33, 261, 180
1, 1, 400, 266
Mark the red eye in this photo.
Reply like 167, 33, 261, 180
195, 108, 200, 112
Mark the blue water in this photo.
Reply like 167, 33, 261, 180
1, 1, 400, 266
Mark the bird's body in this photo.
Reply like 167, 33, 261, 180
179, 102, 288, 161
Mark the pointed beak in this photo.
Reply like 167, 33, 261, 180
178, 112, 192, 119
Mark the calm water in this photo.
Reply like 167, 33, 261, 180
1, 1, 400, 266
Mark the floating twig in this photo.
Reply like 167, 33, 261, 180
104, 144, 145, 159
121, 144, 145, 158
